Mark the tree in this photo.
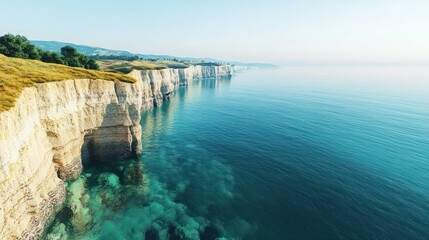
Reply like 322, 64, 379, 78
86, 59, 99, 70
77, 54, 89, 66
0, 34, 40, 59
65, 57, 82, 67
23, 43, 40, 59
0, 34, 101, 71
61, 45, 78, 58
40, 51, 63, 64
61, 45, 83, 67
60, 45, 100, 70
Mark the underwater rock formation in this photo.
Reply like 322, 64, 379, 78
67, 177, 92, 233
0, 65, 232, 239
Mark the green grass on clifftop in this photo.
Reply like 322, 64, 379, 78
97, 59, 191, 73
0, 54, 136, 112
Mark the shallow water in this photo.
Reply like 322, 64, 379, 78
44, 67, 429, 240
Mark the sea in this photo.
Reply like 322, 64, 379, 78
43, 66, 429, 240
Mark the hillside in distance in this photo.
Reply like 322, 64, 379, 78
31, 40, 277, 68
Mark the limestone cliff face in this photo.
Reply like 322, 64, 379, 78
0, 65, 232, 240
129, 64, 233, 106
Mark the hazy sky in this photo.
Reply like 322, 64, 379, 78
1, 0, 429, 65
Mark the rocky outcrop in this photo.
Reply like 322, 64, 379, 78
0, 65, 232, 239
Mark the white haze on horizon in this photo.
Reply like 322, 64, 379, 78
1, 0, 429, 66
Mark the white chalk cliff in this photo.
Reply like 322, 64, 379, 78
0, 65, 233, 239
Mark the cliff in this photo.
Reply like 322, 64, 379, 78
129, 65, 234, 106
0, 65, 232, 239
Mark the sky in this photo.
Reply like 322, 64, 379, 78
1, 0, 429, 65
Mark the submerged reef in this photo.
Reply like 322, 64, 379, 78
43, 141, 256, 240
43, 159, 148, 239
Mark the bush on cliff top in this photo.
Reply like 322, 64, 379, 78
0, 54, 136, 112
0, 34, 100, 70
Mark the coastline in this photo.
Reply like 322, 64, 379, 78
0, 65, 233, 239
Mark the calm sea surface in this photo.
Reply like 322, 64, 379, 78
44, 67, 429, 240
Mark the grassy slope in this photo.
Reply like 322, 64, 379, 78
0, 54, 136, 112
97, 59, 191, 73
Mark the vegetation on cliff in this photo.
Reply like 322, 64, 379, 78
60, 45, 99, 70
97, 59, 191, 73
0, 54, 136, 112
97, 58, 224, 74
0, 34, 99, 70
90, 54, 140, 61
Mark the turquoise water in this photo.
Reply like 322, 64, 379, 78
44, 67, 429, 239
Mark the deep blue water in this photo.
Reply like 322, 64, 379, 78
44, 67, 429, 240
